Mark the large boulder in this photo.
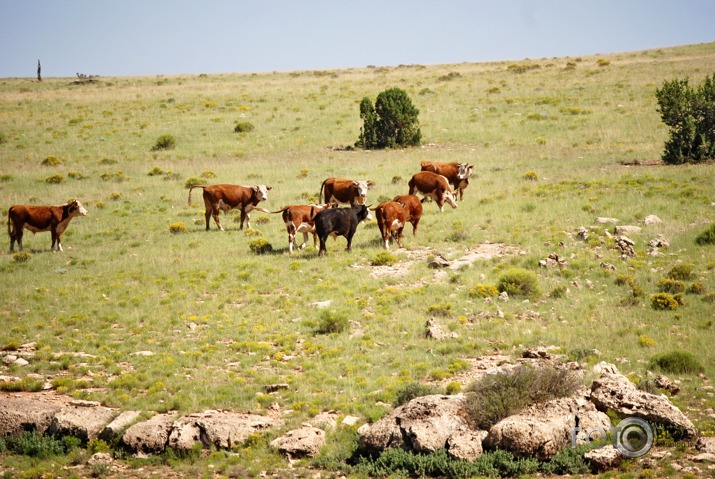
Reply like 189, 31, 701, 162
271, 425, 325, 458
168, 410, 281, 452
485, 391, 611, 460
446, 429, 486, 462
47, 400, 118, 443
122, 413, 177, 454
0, 393, 65, 436
590, 367, 697, 439
359, 394, 471, 454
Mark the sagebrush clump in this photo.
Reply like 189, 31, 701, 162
649, 350, 704, 374
151, 134, 176, 151
497, 268, 540, 298
393, 382, 438, 407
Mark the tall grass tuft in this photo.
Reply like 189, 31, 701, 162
648, 350, 705, 375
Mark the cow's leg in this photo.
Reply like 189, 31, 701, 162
240, 209, 250, 230
211, 205, 225, 231
288, 230, 295, 254
311, 232, 319, 250
300, 232, 309, 250
10, 227, 22, 252
411, 219, 420, 236
396, 226, 404, 248
318, 236, 327, 257
345, 228, 357, 252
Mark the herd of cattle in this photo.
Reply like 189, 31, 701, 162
7, 161, 473, 257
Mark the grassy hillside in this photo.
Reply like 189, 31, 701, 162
1, 42, 715, 475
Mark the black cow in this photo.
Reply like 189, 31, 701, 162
313, 204, 372, 257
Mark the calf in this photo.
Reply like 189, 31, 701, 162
313, 204, 372, 257
408, 171, 458, 211
420, 161, 473, 201
319, 178, 373, 207
188, 183, 271, 231
8, 199, 88, 252
373, 202, 407, 250
392, 194, 423, 236
270, 204, 328, 253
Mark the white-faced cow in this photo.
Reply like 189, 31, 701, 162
188, 184, 271, 231
318, 178, 374, 207
8, 199, 88, 252
270, 204, 328, 253
392, 194, 423, 235
313, 204, 372, 257
420, 161, 473, 201
373, 201, 407, 250
408, 171, 458, 211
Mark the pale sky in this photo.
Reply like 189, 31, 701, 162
1, 0, 714, 78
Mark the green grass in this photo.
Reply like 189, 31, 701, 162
1, 42, 715, 476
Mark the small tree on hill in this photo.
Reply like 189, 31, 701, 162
357, 87, 421, 149
655, 73, 715, 164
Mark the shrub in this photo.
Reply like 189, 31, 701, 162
234, 121, 255, 133
147, 166, 165, 176
0, 130, 6, 144
184, 177, 202, 189
248, 238, 273, 255
687, 282, 705, 294
316, 309, 349, 334
356, 87, 421, 149
695, 223, 715, 245
41, 155, 62, 166
648, 350, 704, 375
655, 73, 715, 164
427, 303, 452, 317
650, 292, 679, 310
371, 251, 397, 266
702, 292, 715, 303
12, 251, 32, 263
465, 364, 582, 429
497, 268, 540, 298
523, 170, 539, 181
4, 431, 79, 458
393, 382, 438, 407
468, 284, 499, 298
45, 173, 64, 184
657, 278, 685, 294
169, 222, 188, 234
151, 134, 176, 151
667, 263, 694, 280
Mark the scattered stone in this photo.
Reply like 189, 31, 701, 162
14, 357, 29, 367
693, 453, 715, 463
311, 411, 339, 430
2, 355, 18, 365
585, 445, 622, 471
132, 351, 154, 357
428, 255, 451, 269
615, 236, 636, 257
696, 436, 715, 454
310, 300, 332, 309
539, 253, 566, 268
271, 425, 325, 458
648, 235, 669, 248
342, 415, 361, 427
522, 347, 550, 359
425, 318, 458, 340
654, 374, 680, 395
596, 217, 619, 224
87, 452, 113, 466
615, 225, 642, 236
576, 227, 589, 240
446, 429, 486, 462
600, 261, 616, 271
498, 291, 509, 302
644, 215, 662, 225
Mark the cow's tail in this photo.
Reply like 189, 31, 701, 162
309, 205, 318, 221
269, 206, 290, 214
7, 208, 13, 238
187, 185, 205, 207
318, 179, 328, 205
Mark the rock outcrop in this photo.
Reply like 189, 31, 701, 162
271, 425, 326, 458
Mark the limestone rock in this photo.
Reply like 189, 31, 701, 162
99, 410, 142, 442
47, 403, 118, 443
0, 394, 64, 436
615, 225, 642, 236
585, 445, 622, 471
485, 393, 611, 460
590, 368, 697, 439
696, 436, 715, 454
425, 318, 458, 340
169, 410, 281, 452
271, 425, 325, 458
122, 413, 177, 454
446, 429, 486, 462
359, 394, 469, 454
596, 217, 619, 224
644, 215, 662, 225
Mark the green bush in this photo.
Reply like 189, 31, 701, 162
371, 251, 397, 266
356, 87, 421, 149
695, 223, 715, 245
234, 121, 255, 133
468, 284, 499, 298
650, 292, 679, 310
648, 350, 704, 375
655, 73, 715, 164
497, 268, 540, 298
4, 431, 80, 458
45, 173, 64, 184
393, 382, 438, 407
151, 134, 176, 151
169, 222, 188, 234
248, 238, 273, 255
657, 278, 685, 294
465, 364, 582, 429
316, 309, 349, 335
667, 263, 695, 280
41, 155, 62, 166
147, 166, 165, 176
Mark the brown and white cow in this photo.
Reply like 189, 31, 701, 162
8, 199, 88, 252
373, 201, 407, 250
188, 184, 271, 231
408, 171, 457, 211
318, 178, 374, 207
420, 161, 473, 201
392, 194, 423, 235
270, 204, 328, 253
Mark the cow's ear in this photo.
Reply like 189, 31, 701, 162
266, 185, 272, 190
367, 180, 375, 188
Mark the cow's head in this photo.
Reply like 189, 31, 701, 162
355, 204, 373, 222
442, 190, 458, 209
68, 199, 88, 217
352, 180, 372, 204
457, 163, 474, 180
253, 185, 272, 201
